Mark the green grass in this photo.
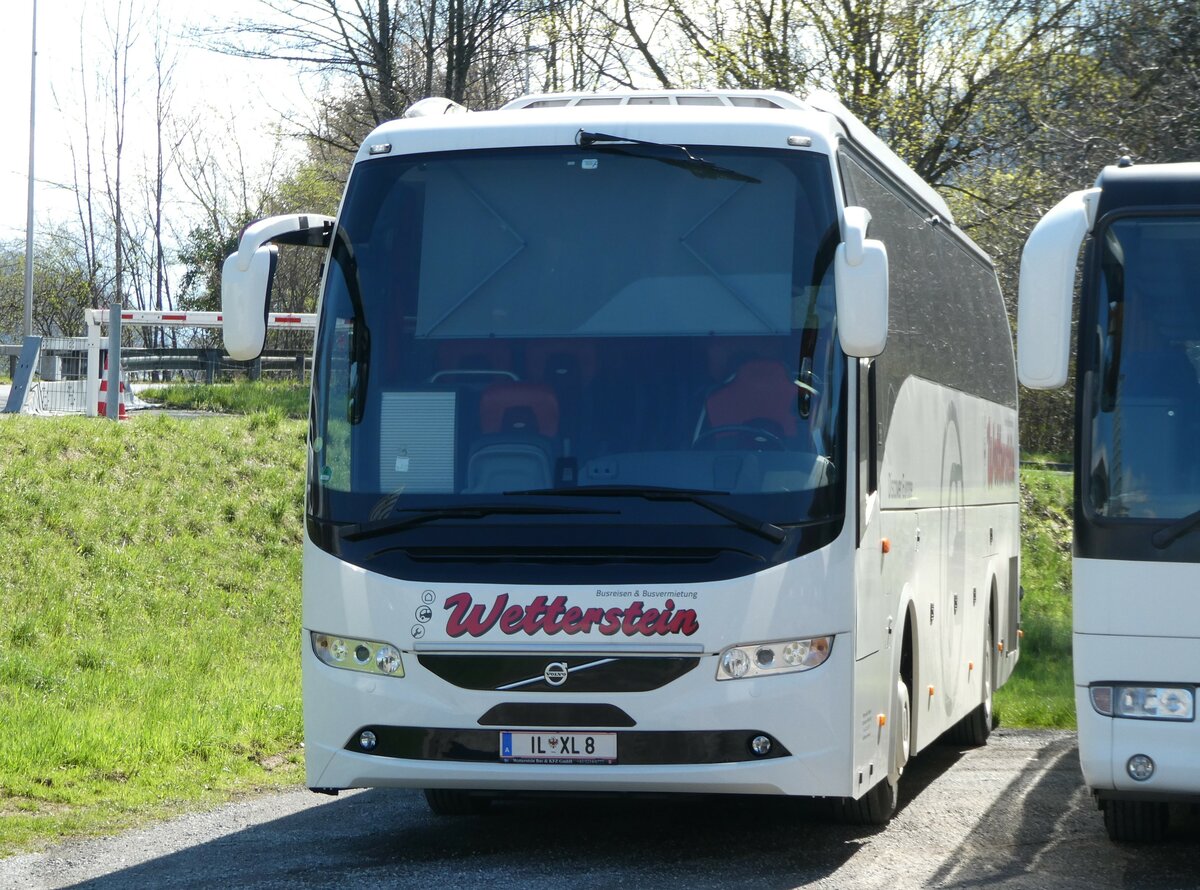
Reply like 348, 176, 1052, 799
0, 383, 1078, 854
995, 468, 1074, 728
0, 413, 307, 856
139, 380, 309, 418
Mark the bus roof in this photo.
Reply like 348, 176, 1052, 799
1095, 162, 1200, 221
365, 89, 955, 226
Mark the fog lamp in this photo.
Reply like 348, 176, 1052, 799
1127, 754, 1155, 782
750, 735, 772, 756
359, 730, 378, 751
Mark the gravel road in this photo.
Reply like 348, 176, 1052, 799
3, 730, 1198, 890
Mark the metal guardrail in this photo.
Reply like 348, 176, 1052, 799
3, 344, 310, 384
119, 349, 310, 383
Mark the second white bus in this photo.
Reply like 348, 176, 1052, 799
1019, 160, 1200, 841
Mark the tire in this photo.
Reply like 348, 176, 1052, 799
948, 607, 993, 747
423, 788, 492, 816
836, 773, 897, 826
838, 674, 909, 826
1104, 800, 1168, 842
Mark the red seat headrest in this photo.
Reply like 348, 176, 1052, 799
705, 359, 798, 437
480, 382, 560, 437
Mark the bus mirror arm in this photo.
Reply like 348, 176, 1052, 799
835, 206, 889, 358
1016, 188, 1099, 389
842, 206, 870, 267
221, 214, 336, 361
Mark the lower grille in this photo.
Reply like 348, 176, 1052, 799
345, 725, 790, 764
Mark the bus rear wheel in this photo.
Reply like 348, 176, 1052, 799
1104, 799, 1168, 842
948, 607, 993, 747
423, 788, 492, 816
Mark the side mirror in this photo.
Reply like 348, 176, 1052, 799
1016, 188, 1098, 389
221, 246, 277, 360
221, 213, 336, 361
835, 206, 889, 358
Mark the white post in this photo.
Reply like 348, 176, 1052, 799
85, 309, 101, 417
106, 303, 121, 420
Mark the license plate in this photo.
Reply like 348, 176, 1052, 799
499, 731, 617, 764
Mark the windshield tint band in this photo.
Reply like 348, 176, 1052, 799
306, 511, 843, 584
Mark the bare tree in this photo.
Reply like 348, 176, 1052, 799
99, 0, 142, 310
149, 15, 180, 318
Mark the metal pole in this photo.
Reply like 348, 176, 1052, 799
23, 0, 38, 338
107, 303, 121, 420
85, 309, 101, 417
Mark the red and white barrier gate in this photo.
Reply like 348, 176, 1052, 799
84, 309, 317, 418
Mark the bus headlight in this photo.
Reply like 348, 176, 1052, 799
311, 631, 405, 678
1090, 685, 1193, 720
717, 636, 833, 680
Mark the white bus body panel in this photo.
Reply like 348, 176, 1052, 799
301, 532, 865, 796
868, 377, 1019, 751
1073, 557, 1200, 796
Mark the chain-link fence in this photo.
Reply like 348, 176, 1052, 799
4, 337, 93, 416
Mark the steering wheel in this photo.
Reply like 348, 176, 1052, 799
693, 424, 786, 450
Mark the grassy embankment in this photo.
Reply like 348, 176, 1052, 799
0, 383, 1073, 855
0, 405, 307, 856
137, 380, 309, 418
994, 468, 1074, 728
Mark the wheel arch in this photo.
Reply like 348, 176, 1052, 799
897, 587, 919, 747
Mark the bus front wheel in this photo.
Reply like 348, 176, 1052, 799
836, 675, 909, 826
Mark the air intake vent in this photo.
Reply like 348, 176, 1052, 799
419, 653, 700, 692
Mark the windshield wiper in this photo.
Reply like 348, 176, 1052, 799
576, 131, 761, 184
1151, 508, 1200, 549
507, 485, 788, 544
341, 504, 618, 543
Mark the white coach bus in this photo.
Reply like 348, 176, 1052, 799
1019, 161, 1200, 842
222, 89, 1020, 823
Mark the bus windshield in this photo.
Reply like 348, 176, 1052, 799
309, 145, 845, 530
1087, 215, 1200, 519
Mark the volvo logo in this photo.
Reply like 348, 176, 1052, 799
543, 662, 569, 686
